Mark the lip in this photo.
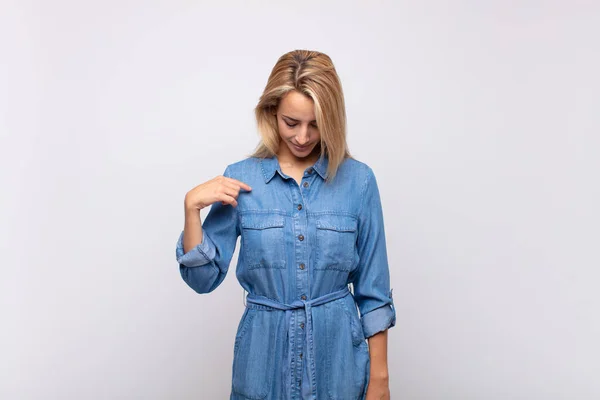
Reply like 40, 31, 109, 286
293, 143, 310, 151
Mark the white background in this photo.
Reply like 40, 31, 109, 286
1, 1, 599, 399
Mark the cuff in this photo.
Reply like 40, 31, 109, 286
176, 229, 216, 267
361, 290, 397, 338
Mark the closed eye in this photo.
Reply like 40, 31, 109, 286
285, 121, 318, 129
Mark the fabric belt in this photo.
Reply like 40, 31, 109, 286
245, 286, 352, 399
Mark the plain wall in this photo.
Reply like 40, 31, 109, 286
1, 0, 599, 398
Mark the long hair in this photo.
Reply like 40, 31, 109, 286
250, 49, 352, 182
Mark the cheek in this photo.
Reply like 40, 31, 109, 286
277, 123, 293, 138
311, 128, 321, 141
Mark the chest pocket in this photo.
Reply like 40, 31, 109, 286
240, 213, 286, 269
314, 214, 358, 271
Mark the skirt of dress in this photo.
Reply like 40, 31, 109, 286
229, 291, 370, 400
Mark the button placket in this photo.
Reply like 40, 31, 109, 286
291, 172, 312, 395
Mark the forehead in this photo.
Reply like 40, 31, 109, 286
279, 90, 315, 120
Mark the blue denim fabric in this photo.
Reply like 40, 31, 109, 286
176, 154, 396, 400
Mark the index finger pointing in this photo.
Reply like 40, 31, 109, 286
226, 177, 252, 192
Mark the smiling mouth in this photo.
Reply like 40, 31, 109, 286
293, 143, 310, 150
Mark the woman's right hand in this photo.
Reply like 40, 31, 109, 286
184, 175, 252, 211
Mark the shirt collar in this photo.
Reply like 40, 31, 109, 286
260, 153, 329, 183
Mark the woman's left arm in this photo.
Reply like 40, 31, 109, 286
351, 166, 396, 399
367, 329, 390, 399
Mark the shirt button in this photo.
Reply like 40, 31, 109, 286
299, 353, 303, 359
300, 322, 304, 329
300, 295, 307, 300
303, 181, 309, 188
299, 263, 305, 270
297, 204, 303, 210
307, 168, 313, 174
298, 234, 304, 241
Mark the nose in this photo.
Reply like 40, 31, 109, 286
296, 127, 310, 145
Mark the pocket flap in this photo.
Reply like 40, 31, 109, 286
315, 214, 357, 232
241, 213, 285, 229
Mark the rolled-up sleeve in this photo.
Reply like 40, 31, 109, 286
176, 228, 216, 267
352, 166, 396, 338
176, 165, 240, 294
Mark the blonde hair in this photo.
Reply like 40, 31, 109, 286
250, 49, 352, 182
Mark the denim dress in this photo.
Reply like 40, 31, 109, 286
176, 154, 396, 400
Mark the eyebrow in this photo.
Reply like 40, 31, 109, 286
282, 114, 317, 123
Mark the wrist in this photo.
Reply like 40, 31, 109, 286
369, 366, 389, 382
184, 193, 206, 213
184, 197, 202, 213
185, 205, 198, 213
184, 206, 202, 220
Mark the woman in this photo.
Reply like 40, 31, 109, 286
176, 49, 396, 400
